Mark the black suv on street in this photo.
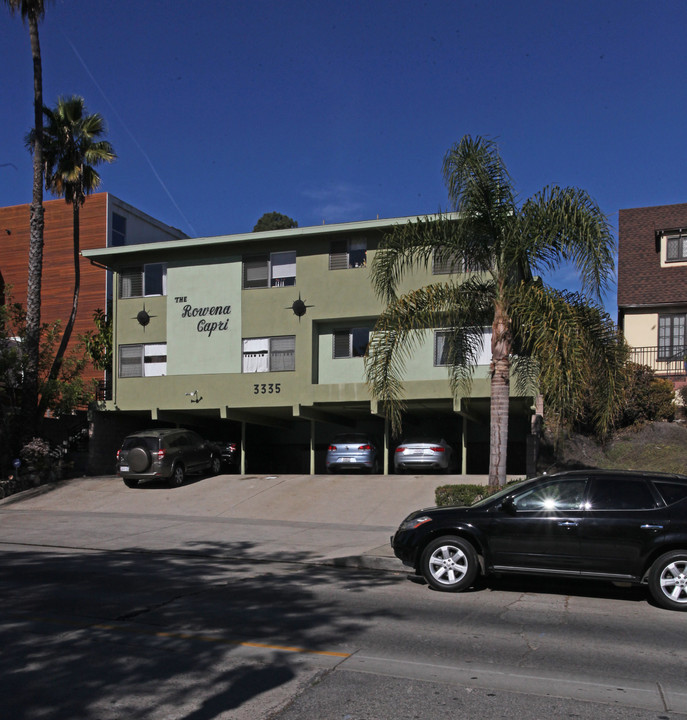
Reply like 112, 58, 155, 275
117, 429, 221, 488
392, 469, 687, 610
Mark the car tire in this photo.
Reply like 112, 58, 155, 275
420, 536, 479, 592
169, 464, 185, 488
648, 551, 687, 611
123, 478, 138, 488
210, 455, 221, 475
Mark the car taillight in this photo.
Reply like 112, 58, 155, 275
358, 444, 372, 450
395, 447, 405, 453
116, 449, 121, 460
228, 443, 237, 451
156, 449, 166, 460
430, 447, 445, 452
328, 445, 337, 451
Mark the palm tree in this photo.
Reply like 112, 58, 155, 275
6, 0, 51, 437
39, 96, 115, 393
365, 135, 627, 487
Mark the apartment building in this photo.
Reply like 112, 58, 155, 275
83, 215, 534, 475
618, 202, 687, 386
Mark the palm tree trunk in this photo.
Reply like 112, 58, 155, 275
44, 201, 79, 393
489, 302, 511, 487
21, 7, 45, 440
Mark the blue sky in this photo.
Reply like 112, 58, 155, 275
3, 1, 687, 314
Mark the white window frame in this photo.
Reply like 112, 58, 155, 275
243, 252, 297, 289
242, 336, 295, 372
433, 328, 492, 367
333, 327, 369, 359
329, 238, 367, 270
119, 263, 167, 298
658, 313, 686, 360
666, 233, 687, 263
118, 343, 167, 377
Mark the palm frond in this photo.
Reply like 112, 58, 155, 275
366, 278, 495, 435
511, 282, 628, 437
518, 185, 615, 300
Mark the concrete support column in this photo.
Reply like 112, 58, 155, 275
309, 420, 316, 475
240, 422, 247, 474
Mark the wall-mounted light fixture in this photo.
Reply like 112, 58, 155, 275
185, 390, 202, 404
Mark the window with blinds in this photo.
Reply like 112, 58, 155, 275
118, 264, 166, 298
119, 343, 167, 377
333, 328, 369, 358
242, 336, 295, 372
243, 252, 297, 288
329, 238, 367, 270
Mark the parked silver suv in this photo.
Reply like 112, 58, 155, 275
117, 429, 221, 488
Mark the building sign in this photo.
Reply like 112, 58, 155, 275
166, 259, 242, 375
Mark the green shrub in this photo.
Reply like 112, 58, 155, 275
619, 364, 675, 426
435, 484, 493, 507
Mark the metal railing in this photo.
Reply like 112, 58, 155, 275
629, 347, 686, 376
95, 379, 112, 402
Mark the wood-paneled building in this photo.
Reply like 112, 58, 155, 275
0, 193, 187, 390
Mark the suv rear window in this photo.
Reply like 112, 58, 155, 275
122, 436, 159, 452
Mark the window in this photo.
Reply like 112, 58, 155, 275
587, 477, 657, 510
512, 479, 587, 512
329, 238, 367, 269
333, 328, 369, 358
654, 481, 687, 506
433, 248, 477, 274
119, 264, 167, 298
119, 343, 167, 378
434, 328, 491, 366
242, 336, 295, 372
434, 330, 450, 366
112, 213, 126, 247
243, 252, 296, 289
658, 314, 686, 360
666, 233, 687, 262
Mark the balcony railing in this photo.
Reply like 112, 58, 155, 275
629, 347, 686, 376
96, 379, 112, 402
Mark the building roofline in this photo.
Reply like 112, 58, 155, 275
82, 212, 460, 265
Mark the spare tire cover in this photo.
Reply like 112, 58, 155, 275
128, 446, 152, 473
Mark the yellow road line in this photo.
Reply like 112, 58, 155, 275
11, 614, 351, 658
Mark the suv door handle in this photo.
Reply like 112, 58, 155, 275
640, 524, 663, 530
558, 521, 578, 527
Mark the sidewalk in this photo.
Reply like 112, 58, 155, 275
0, 473, 490, 572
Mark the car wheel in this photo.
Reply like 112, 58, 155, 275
169, 464, 185, 488
210, 455, 221, 475
123, 478, 138, 488
648, 551, 687, 610
420, 536, 479, 592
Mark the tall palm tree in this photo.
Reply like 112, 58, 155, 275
39, 96, 115, 392
6, 0, 51, 437
365, 135, 627, 487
